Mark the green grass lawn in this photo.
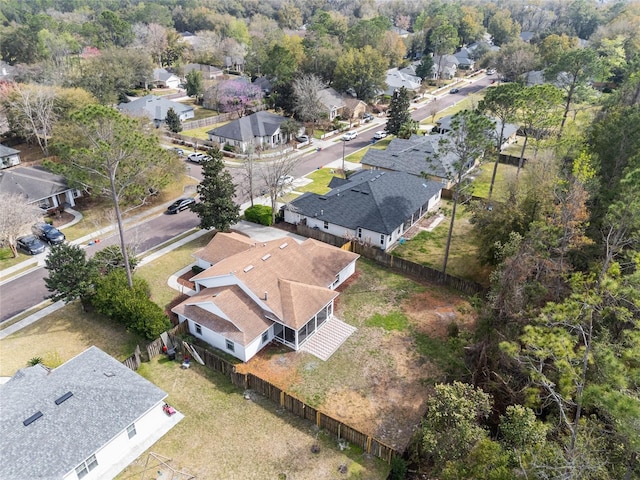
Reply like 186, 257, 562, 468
343, 137, 393, 164
470, 161, 519, 201
296, 168, 335, 194
182, 123, 224, 140
391, 201, 491, 285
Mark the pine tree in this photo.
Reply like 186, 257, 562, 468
190, 147, 240, 231
165, 107, 182, 133
385, 86, 411, 135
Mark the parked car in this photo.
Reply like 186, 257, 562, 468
187, 153, 211, 163
32, 223, 65, 245
171, 147, 185, 156
166, 197, 196, 214
277, 175, 294, 186
486, 68, 496, 75
342, 131, 357, 141
373, 131, 387, 140
17, 235, 46, 255
295, 135, 310, 144
362, 113, 374, 123
450, 88, 460, 94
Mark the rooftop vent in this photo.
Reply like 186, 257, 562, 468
243, 265, 254, 273
261, 254, 271, 261
23, 411, 43, 427
279, 242, 288, 249
55, 391, 73, 405
103, 372, 115, 378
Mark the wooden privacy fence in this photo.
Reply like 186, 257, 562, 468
295, 224, 487, 297
122, 345, 141, 370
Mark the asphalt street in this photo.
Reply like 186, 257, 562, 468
0, 74, 492, 323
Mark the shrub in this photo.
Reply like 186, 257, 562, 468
223, 143, 235, 152
388, 456, 407, 480
244, 204, 273, 226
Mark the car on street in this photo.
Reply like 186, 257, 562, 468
17, 235, 46, 255
362, 113, 374, 123
277, 175, 294, 186
342, 131, 357, 141
373, 131, 387, 140
486, 68, 496, 75
171, 147, 185, 156
450, 88, 460, 94
32, 223, 65, 245
187, 152, 211, 163
166, 197, 196, 214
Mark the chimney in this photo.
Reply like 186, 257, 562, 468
264, 291, 268, 301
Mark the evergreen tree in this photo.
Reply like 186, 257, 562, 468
165, 107, 182, 133
44, 243, 98, 311
185, 70, 203, 101
386, 86, 411, 135
190, 147, 240, 231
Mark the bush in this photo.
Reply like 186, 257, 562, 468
92, 270, 170, 340
388, 456, 407, 480
244, 204, 273, 226
223, 143, 235, 152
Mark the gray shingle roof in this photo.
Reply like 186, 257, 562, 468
208, 111, 288, 142
385, 68, 422, 95
0, 346, 167, 480
0, 144, 20, 157
0, 166, 73, 204
287, 170, 442, 235
361, 134, 459, 179
118, 95, 193, 122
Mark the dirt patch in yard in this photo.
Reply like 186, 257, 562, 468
236, 263, 477, 451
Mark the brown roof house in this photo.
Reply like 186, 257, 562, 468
172, 233, 359, 362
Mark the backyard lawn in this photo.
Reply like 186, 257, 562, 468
469, 161, 519, 201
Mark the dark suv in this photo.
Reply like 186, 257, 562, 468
167, 197, 196, 214
32, 223, 66, 245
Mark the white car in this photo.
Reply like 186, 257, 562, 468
342, 131, 357, 141
277, 175, 294, 186
187, 152, 211, 163
373, 131, 387, 140
487, 68, 496, 75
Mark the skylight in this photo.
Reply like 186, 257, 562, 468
55, 391, 73, 405
23, 411, 43, 427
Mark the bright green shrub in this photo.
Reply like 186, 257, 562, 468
244, 204, 273, 225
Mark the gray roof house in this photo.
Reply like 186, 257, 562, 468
432, 54, 459, 80
183, 63, 224, 80
0, 346, 182, 480
207, 111, 291, 153
283, 170, 442, 250
0, 143, 21, 169
152, 67, 181, 89
0, 165, 82, 212
454, 48, 476, 70
118, 94, 195, 127
361, 134, 465, 188
434, 115, 519, 149
385, 67, 422, 96
318, 87, 347, 121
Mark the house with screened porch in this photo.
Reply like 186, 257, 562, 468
172, 232, 359, 362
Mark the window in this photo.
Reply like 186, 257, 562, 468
262, 332, 269, 344
127, 423, 137, 439
324, 220, 329, 230
357, 228, 362, 239
194, 323, 202, 335
380, 234, 385, 245
226, 339, 235, 352
75, 455, 98, 479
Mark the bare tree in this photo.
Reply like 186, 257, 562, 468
292, 74, 325, 130
257, 147, 299, 225
242, 145, 259, 208
1, 83, 56, 156
0, 193, 44, 258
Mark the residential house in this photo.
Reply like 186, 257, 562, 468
343, 97, 368, 121
0, 165, 82, 212
384, 67, 422, 96
152, 68, 181, 89
434, 115, 519, 149
284, 170, 442, 250
0, 144, 21, 169
520, 31, 535, 43
360, 134, 467, 188
224, 56, 245, 73
252, 76, 273, 96
0, 346, 182, 480
183, 63, 224, 80
172, 233, 360, 362
432, 54, 459, 80
391, 26, 410, 38
454, 47, 476, 70
318, 87, 346, 121
118, 94, 194, 128
207, 111, 291, 153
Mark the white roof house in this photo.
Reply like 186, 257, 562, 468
385, 68, 422, 96
118, 94, 195, 127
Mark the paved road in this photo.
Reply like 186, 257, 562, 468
0, 76, 491, 323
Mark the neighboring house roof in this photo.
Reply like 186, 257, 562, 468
361, 134, 458, 179
118, 95, 193, 122
153, 68, 178, 83
520, 31, 535, 42
399, 62, 420, 77
207, 111, 288, 142
184, 63, 223, 79
385, 68, 422, 95
318, 87, 346, 112
436, 115, 518, 143
0, 144, 20, 158
253, 76, 273, 94
176, 235, 359, 336
0, 166, 74, 204
0, 346, 167, 480
454, 48, 475, 66
287, 170, 443, 235
391, 26, 410, 37
432, 54, 459, 77
524, 70, 545, 86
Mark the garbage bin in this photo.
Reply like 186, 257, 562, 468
167, 348, 176, 361
317, 147, 322, 152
